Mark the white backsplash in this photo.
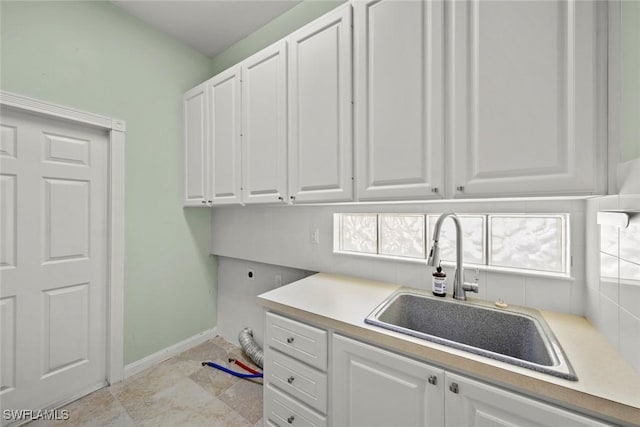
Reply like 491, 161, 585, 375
585, 193, 640, 373
216, 257, 314, 346
212, 198, 587, 317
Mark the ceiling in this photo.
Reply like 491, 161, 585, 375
111, 1, 302, 57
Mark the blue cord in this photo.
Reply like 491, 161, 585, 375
203, 361, 263, 378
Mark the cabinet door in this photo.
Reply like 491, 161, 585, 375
183, 82, 209, 206
288, 4, 353, 203
242, 41, 288, 204
445, 372, 611, 427
332, 334, 445, 427
210, 66, 242, 205
450, 0, 606, 198
354, 0, 444, 201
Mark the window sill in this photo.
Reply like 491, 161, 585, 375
333, 250, 574, 281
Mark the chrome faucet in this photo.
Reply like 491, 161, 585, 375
427, 213, 479, 300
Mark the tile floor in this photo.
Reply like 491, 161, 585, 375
29, 337, 263, 427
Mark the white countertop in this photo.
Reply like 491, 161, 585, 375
257, 273, 640, 427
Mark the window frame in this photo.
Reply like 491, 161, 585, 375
333, 212, 572, 279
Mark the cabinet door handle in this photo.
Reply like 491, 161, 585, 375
449, 382, 459, 394
207, 200, 212, 203
456, 186, 465, 192
286, 337, 294, 344
428, 375, 437, 385
201, 200, 206, 204
287, 376, 295, 384
287, 415, 295, 424
278, 196, 284, 201
290, 195, 295, 200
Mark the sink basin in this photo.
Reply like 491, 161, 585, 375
365, 289, 577, 381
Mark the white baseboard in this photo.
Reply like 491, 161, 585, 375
123, 327, 218, 380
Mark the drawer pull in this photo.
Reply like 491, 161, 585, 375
287, 415, 295, 424
449, 382, 459, 394
428, 375, 437, 385
286, 337, 295, 344
287, 376, 295, 384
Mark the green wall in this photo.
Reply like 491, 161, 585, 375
1, 1, 217, 364
210, 0, 345, 75
621, 0, 640, 162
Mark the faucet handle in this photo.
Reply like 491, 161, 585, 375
462, 269, 480, 294
463, 281, 479, 294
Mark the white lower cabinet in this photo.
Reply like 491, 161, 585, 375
332, 334, 445, 427
265, 384, 327, 427
444, 372, 610, 427
264, 312, 328, 427
332, 333, 612, 427
265, 315, 611, 427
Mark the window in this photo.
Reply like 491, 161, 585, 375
489, 215, 566, 273
334, 213, 570, 276
426, 215, 485, 265
379, 214, 425, 259
338, 213, 377, 254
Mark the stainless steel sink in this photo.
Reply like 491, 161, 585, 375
365, 289, 577, 381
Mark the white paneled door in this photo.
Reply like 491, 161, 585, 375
0, 108, 108, 415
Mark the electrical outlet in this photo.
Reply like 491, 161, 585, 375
311, 227, 320, 244
247, 269, 255, 280
275, 275, 282, 287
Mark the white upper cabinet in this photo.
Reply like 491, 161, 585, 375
183, 82, 209, 206
288, 4, 353, 203
209, 66, 242, 205
185, 0, 608, 206
241, 41, 288, 204
355, 0, 445, 201
449, 0, 606, 198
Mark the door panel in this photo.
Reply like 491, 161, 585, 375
43, 179, 90, 261
332, 334, 445, 427
445, 372, 610, 427
0, 107, 107, 415
0, 296, 16, 393
0, 124, 17, 158
210, 66, 242, 205
1, 174, 17, 268
241, 41, 288, 204
183, 83, 209, 206
450, 0, 604, 197
288, 4, 353, 202
43, 133, 90, 166
43, 284, 89, 376
355, 0, 444, 200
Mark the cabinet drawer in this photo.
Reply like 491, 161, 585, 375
265, 384, 327, 427
266, 349, 328, 414
266, 312, 327, 370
